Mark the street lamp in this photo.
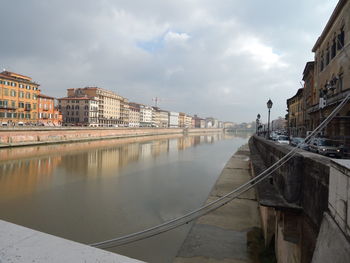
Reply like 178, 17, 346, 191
267, 99, 273, 139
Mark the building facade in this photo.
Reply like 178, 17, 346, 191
287, 88, 305, 137
38, 94, 62, 126
169, 111, 179, 128
178, 112, 186, 128
120, 98, 130, 127
310, 0, 350, 142
0, 71, 40, 125
128, 102, 140, 127
185, 115, 192, 128
67, 87, 126, 126
152, 107, 161, 127
302, 62, 316, 133
159, 110, 169, 128
193, 115, 205, 128
140, 104, 153, 127
58, 97, 99, 126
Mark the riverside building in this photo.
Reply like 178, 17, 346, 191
58, 97, 99, 126
310, 0, 350, 141
287, 0, 350, 142
139, 104, 153, 127
159, 110, 169, 128
38, 94, 62, 126
0, 71, 40, 125
128, 102, 140, 127
67, 87, 127, 127
169, 111, 179, 128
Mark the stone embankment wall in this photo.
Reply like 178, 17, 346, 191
0, 128, 222, 148
249, 135, 334, 263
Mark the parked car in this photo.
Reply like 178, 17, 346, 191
277, 135, 289, 144
270, 132, 279, 141
308, 138, 342, 158
290, 137, 309, 151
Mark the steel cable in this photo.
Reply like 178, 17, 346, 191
90, 87, 350, 249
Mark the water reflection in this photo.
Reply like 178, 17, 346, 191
0, 132, 250, 263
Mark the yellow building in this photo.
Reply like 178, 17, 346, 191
178, 112, 186, 128
287, 88, 305, 137
309, 0, 350, 141
0, 71, 40, 125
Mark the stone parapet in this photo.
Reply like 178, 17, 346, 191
249, 135, 333, 263
0, 219, 144, 263
0, 128, 223, 148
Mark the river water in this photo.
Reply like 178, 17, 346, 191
0, 132, 250, 262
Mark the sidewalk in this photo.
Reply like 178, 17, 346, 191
174, 144, 260, 263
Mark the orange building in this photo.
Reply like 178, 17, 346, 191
0, 71, 40, 126
38, 94, 62, 126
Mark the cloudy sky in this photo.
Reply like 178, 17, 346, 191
0, 0, 339, 123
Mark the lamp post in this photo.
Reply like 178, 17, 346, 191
267, 99, 273, 139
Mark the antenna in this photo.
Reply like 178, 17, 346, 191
152, 97, 161, 107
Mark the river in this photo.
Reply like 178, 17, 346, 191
0, 132, 250, 262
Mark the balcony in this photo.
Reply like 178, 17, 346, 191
0, 105, 17, 110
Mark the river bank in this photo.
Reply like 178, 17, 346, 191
0, 128, 223, 148
174, 144, 261, 263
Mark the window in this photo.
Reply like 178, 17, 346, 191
76, 111, 79, 115
75, 105, 79, 109
11, 101, 15, 108
4, 88, 9, 96
66, 105, 70, 109
338, 27, 345, 50
10, 90, 16, 97
67, 111, 70, 116
338, 73, 343, 92
33, 103, 37, 110
331, 37, 336, 58
19, 91, 24, 98
18, 102, 25, 108
26, 92, 31, 99
326, 46, 330, 65
320, 53, 324, 71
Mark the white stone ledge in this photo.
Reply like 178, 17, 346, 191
0, 220, 144, 263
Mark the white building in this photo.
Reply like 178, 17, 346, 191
169, 111, 179, 128
140, 105, 153, 127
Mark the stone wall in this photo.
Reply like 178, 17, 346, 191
0, 128, 223, 147
250, 135, 332, 263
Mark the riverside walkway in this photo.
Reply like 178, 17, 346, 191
174, 144, 260, 263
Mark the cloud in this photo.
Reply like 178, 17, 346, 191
164, 31, 190, 43
0, 0, 339, 122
